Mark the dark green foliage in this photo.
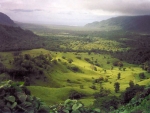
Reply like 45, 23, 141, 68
139, 72, 146, 79
121, 84, 145, 104
113, 87, 150, 113
69, 90, 85, 99
113, 61, 123, 67
94, 96, 120, 112
90, 85, 97, 90
84, 58, 93, 64
62, 56, 66, 59
0, 80, 50, 113
93, 66, 97, 71
0, 62, 6, 74
52, 59, 57, 64
129, 80, 134, 88
76, 56, 81, 59
50, 99, 100, 113
68, 58, 73, 63
107, 61, 110, 64
67, 65, 81, 72
23, 76, 30, 86
114, 82, 120, 93
7, 54, 51, 81
117, 73, 121, 79
94, 88, 111, 98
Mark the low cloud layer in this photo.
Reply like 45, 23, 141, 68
0, 0, 150, 26
10, 9, 42, 13
81, 0, 150, 15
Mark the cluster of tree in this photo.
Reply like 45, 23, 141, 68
93, 81, 148, 112
112, 33, 150, 72
0, 53, 52, 81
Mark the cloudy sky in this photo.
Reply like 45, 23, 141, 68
0, 0, 150, 26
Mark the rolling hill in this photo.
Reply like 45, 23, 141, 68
0, 12, 16, 26
85, 15, 150, 33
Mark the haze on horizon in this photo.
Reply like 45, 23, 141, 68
1, 0, 150, 26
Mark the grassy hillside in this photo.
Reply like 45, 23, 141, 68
0, 48, 149, 107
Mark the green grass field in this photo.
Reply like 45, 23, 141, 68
0, 48, 149, 106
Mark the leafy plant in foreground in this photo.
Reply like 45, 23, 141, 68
49, 99, 100, 113
0, 80, 50, 113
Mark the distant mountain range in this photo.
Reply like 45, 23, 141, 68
85, 15, 150, 33
0, 12, 16, 26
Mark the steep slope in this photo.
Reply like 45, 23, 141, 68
0, 24, 44, 51
85, 15, 150, 32
0, 12, 16, 26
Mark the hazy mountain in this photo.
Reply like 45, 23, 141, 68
85, 15, 150, 33
0, 12, 16, 26
0, 24, 44, 51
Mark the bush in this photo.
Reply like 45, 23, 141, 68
114, 82, 120, 93
67, 58, 73, 63
76, 56, 81, 59
94, 89, 111, 98
113, 61, 123, 67
94, 96, 120, 112
68, 65, 81, 72
139, 73, 146, 79
52, 59, 57, 64
121, 84, 145, 103
84, 58, 93, 64
94, 67, 97, 71
69, 90, 85, 99
90, 85, 97, 90
62, 56, 66, 59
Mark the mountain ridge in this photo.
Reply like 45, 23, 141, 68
0, 12, 16, 26
85, 15, 150, 33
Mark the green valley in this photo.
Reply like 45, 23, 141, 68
0, 12, 150, 113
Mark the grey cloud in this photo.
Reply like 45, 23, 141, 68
10, 9, 42, 13
83, 0, 150, 15
58, 11, 73, 15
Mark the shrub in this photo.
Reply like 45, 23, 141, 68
94, 67, 97, 71
117, 73, 121, 79
69, 90, 85, 99
90, 85, 97, 90
139, 73, 146, 79
52, 59, 57, 64
94, 96, 120, 112
107, 61, 110, 64
67, 58, 73, 63
68, 65, 81, 72
84, 58, 93, 64
121, 84, 145, 103
114, 82, 120, 93
94, 89, 111, 98
129, 80, 134, 88
62, 56, 66, 59
113, 61, 123, 67
76, 56, 81, 59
